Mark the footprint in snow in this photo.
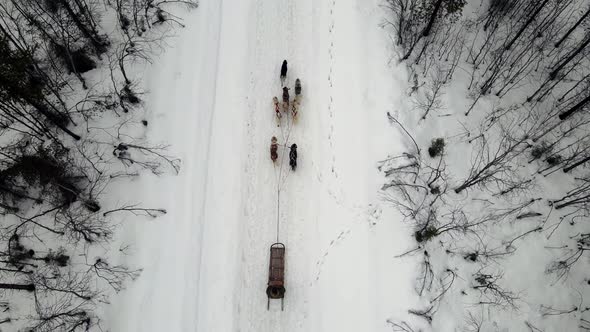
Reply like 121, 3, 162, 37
366, 205, 382, 227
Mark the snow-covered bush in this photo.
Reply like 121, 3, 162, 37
427, 138, 445, 157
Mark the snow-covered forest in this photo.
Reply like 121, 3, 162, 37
383, 0, 590, 330
0, 0, 588, 331
0, 0, 192, 330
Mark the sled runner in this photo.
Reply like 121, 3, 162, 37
267, 243, 286, 310
270, 137, 278, 163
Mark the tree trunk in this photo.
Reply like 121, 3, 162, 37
0, 184, 43, 203
563, 155, 590, 173
422, 0, 444, 37
0, 283, 35, 291
555, 193, 590, 209
558, 94, 590, 120
454, 184, 467, 194
555, 7, 590, 48
25, 98, 81, 140
504, 0, 551, 50
73, 0, 98, 31
0, 202, 19, 213
59, 0, 106, 54
550, 35, 590, 80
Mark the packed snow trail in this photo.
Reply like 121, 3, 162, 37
106, 0, 420, 331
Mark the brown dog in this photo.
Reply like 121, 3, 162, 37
291, 95, 300, 120
273, 96, 282, 123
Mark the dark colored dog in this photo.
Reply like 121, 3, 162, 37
282, 87, 290, 104
289, 144, 297, 170
271, 137, 278, 163
280, 60, 288, 79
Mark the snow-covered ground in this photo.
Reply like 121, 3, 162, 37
106, 0, 422, 331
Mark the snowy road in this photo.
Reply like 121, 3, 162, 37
107, 0, 419, 331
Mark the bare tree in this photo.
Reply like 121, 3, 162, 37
414, 67, 447, 120
454, 128, 529, 194
546, 233, 590, 281
471, 270, 519, 309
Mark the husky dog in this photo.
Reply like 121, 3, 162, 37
291, 96, 300, 120
294, 78, 301, 96
282, 87, 290, 104
280, 60, 288, 85
273, 96, 282, 124
282, 87, 290, 112
289, 144, 297, 171
270, 137, 279, 163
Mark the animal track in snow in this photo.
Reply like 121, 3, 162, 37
313, 229, 352, 282
310, 205, 382, 284
325, 0, 340, 181
367, 204, 382, 227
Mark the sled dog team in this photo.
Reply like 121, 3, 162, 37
274, 61, 302, 124
271, 60, 300, 171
